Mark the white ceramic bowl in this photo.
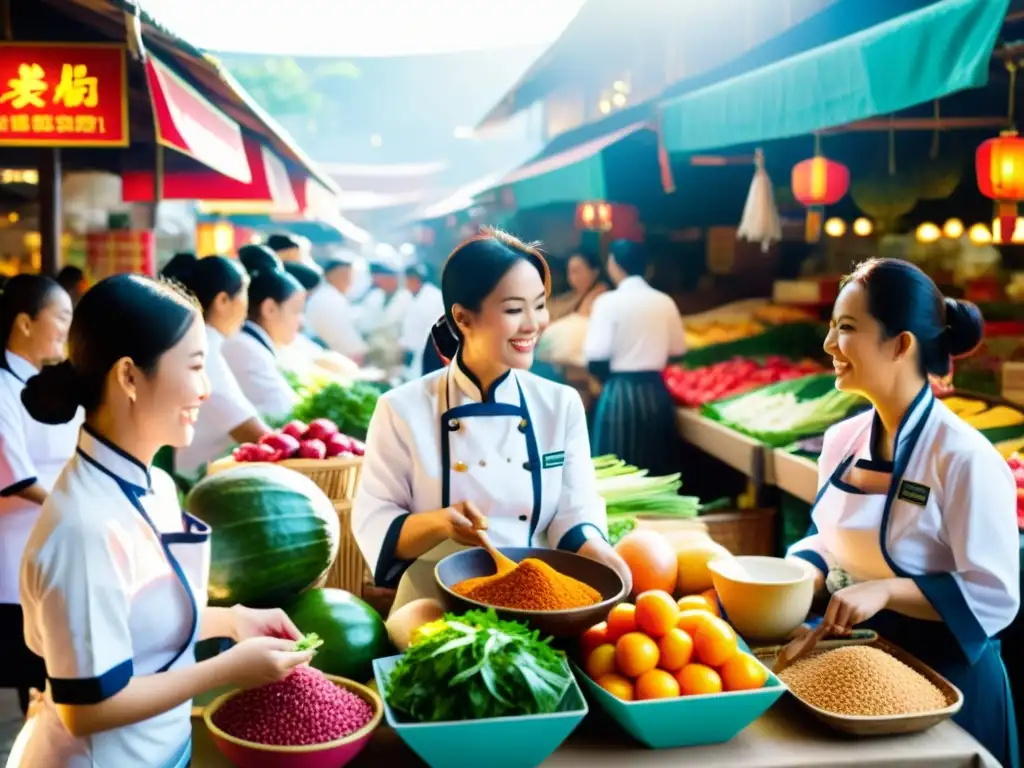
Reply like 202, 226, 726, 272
708, 556, 815, 643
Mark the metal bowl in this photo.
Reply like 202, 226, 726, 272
434, 547, 627, 637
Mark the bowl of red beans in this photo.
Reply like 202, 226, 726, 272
203, 666, 382, 767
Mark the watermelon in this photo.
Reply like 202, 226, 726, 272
187, 464, 340, 607
283, 588, 393, 683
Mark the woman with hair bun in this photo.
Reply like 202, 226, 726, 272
10, 274, 311, 768
222, 245, 305, 422
161, 253, 272, 475
351, 229, 630, 627
0, 275, 79, 714
787, 258, 1019, 767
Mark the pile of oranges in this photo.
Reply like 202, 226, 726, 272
580, 589, 769, 701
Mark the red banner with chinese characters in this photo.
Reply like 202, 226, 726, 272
85, 231, 155, 281
0, 43, 128, 147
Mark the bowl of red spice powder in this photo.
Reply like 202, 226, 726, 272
203, 666, 383, 767
435, 547, 628, 637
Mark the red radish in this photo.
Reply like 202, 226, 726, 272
304, 418, 339, 442
298, 438, 327, 460
325, 432, 352, 457
258, 432, 300, 458
233, 443, 279, 463
281, 420, 307, 440
349, 439, 365, 457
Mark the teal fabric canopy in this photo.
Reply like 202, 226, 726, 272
660, 0, 1010, 155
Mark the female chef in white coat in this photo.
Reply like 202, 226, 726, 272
787, 258, 1019, 768
161, 253, 270, 476
0, 275, 79, 714
9, 274, 311, 768
351, 229, 630, 618
222, 245, 305, 423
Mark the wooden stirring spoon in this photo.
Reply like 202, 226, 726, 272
477, 530, 517, 575
773, 622, 829, 675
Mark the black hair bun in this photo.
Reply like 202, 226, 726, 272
238, 244, 282, 277
21, 360, 82, 425
160, 252, 199, 284
944, 298, 984, 358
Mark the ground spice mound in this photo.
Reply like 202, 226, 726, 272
452, 558, 601, 611
212, 665, 374, 746
779, 645, 948, 717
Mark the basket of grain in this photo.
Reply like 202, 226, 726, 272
754, 636, 963, 736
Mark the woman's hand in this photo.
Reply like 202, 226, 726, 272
578, 538, 633, 596
230, 605, 302, 642
823, 580, 892, 634
219, 636, 313, 689
441, 501, 489, 547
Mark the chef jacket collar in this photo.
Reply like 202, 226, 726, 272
3, 351, 37, 383
451, 349, 514, 405
867, 382, 934, 461
78, 424, 152, 494
616, 275, 647, 292
243, 320, 274, 349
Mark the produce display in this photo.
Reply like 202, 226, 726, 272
942, 396, 1024, 429
594, 455, 699, 521
779, 646, 947, 717
232, 418, 365, 463
685, 318, 765, 349
452, 558, 600, 611
186, 465, 340, 607
579, 589, 769, 701
614, 529, 733, 600
752, 305, 817, 325
384, 609, 573, 722
284, 588, 394, 683
212, 665, 375, 746
286, 380, 381, 441
664, 356, 822, 408
703, 374, 864, 447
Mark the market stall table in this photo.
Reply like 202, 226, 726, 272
676, 409, 777, 485
772, 449, 819, 504
190, 698, 999, 767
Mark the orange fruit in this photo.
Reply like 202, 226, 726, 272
701, 589, 721, 616
634, 668, 681, 700
580, 622, 609, 658
615, 632, 660, 678
694, 615, 739, 667
585, 643, 617, 680
719, 652, 769, 692
676, 663, 723, 696
657, 628, 694, 671
676, 608, 716, 637
635, 590, 680, 638
605, 603, 637, 642
614, 530, 678, 595
596, 673, 634, 701
677, 594, 714, 614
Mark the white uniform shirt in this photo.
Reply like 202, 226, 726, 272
354, 287, 385, 336
583, 276, 686, 371
352, 360, 608, 588
0, 352, 82, 604
222, 321, 298, 423
306, 283, 368, 360
175, 325, 259, 475
15, 426, 209, 768
399, 283, 444, 378
787, 386, 1020, 663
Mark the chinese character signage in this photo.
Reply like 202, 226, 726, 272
0, 43, 128, 147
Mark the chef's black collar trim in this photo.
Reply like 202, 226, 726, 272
455, 349, 510, 403
79, 424, 152, 492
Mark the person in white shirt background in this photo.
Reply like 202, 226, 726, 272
161, 253, 271, 477
0, 275, 80, 715
306, 257, 368, 364
399, 263, 444, 381
9, 274, 310, 768
584, 239, 686, 476
359, 262, 413, 379
222, 245, 305, 424
352, 229, 630, 633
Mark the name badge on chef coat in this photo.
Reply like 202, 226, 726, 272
542, 451, 566, 469
897, 480, 931, 507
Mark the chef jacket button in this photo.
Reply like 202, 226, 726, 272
518, 418, 528, 432
522, 460, 532, 471
518, 515, 528, 521
448, 418, 460, 431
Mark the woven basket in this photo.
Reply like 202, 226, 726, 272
701, 508, 777, 557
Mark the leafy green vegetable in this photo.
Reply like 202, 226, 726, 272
384, 609, 572, 722
608, 517, 637, 546
288, 381, 381, 440
294, 632, 324, 653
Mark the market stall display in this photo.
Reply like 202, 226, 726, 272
231, 419, 366, 463
681, 321, 827, 370
451, 558, 602, 610
593, 455, 699, 545
685, 317, 766, 349
283, 379, 382, 441
664, 356, 823, 407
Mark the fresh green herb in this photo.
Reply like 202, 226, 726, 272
384, 609, 572, 722
294, 632, 324, 653
288, 381, 381, 440
608, 517, 637, 546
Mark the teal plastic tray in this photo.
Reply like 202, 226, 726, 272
372, 654, 587, 768
573, 638, 785, 749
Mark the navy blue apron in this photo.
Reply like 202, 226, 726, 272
590, 370, 679, 476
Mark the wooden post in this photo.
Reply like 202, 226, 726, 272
38, 148, 61, 276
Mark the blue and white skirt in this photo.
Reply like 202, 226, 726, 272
591, 371, 680, 476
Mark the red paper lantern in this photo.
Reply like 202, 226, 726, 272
791, 157, 850, 242
976, 130, 1024, 243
